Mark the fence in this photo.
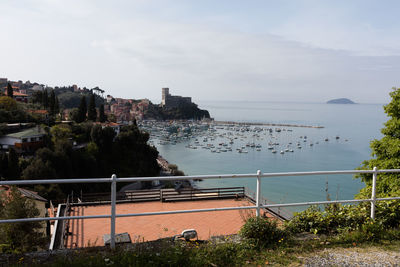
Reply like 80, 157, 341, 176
81, 187, 245, 203
1, 167, 400, 250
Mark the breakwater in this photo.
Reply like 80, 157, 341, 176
214, 121, 324, 129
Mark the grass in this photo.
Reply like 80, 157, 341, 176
7, 229, 400, 267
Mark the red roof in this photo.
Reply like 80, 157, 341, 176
28, 109, 48, 114
5, 91, 28, 97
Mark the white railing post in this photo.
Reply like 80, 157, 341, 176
256, 170, 261, 217
110, 174, 117, 249
370, 167, 377, 220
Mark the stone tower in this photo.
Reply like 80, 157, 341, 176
161, 87, 169, 106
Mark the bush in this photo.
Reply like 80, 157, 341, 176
336, 220, 387, 243
285, 204, 369, 235
285, 201, 400, 236
240, 216, 285, 248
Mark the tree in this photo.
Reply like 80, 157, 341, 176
0, 187, 46, 252
87, 93, 97, 121
31, 91, 43, 104
6, 83, 13, 98
90, 125, 116, 153
50, 124, 72, 144
76, 96, 87, 123
42, 89, 48, 108
99, 104, 106, 122
0, 153, 8, 178
7, 148, 20, 180
358, 87, 400, 197
0, 96, 17, 111
49, 89, 56, 115
54, 96, 60, 115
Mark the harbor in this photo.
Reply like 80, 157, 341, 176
139, 120, 342, 157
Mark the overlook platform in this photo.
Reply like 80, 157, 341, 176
52, 187, 289, 249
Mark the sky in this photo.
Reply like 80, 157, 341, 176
1, 0, 399, 104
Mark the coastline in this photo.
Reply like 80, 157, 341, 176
157, 155, 170, 172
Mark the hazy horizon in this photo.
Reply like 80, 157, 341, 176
1, 0, 399, 104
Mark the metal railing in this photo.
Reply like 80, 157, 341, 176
1, 167, 400, 250
81, 187, 245, 202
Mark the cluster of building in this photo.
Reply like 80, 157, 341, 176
0, 78, 46, 103
105, 88, 194, 124
105, 96, 150, 123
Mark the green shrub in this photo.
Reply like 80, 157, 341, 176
285, 201, 400, 236
336, 220, 388, 243
240, 217, 285, 248
285, 204, 369, 235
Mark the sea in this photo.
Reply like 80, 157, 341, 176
153, 101, 387, 212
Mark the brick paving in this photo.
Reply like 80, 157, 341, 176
65, 198, 276, 248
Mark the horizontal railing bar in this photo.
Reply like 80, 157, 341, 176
0, 214, 112, 224
1, 169, 400, 186
376, 197, 400, 201
115, 173, 258, 182
260, 169, 400, 178
115, 205, 257, 218
0, 178, 112, 185
3, 196, 400, 224
260, 198, 372, 208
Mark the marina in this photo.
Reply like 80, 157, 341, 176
140, 120, 342, 157
139, 102, 387, 211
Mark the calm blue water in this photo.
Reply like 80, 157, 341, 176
155, 101, 387, 211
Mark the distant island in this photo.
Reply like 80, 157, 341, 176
327, 98, 356, 104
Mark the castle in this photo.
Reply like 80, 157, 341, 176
161, 88, 192, 108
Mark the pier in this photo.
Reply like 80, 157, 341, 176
214, 120, 324, 129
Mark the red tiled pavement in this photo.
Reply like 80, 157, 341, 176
65, 199, 276, 248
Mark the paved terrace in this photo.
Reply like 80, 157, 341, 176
64, 198, 278, 248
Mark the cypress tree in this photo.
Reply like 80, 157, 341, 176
49, 90, 56, 115
6, 83, 13, 98
99, 104, 106, 122
77, 96, 87, 123
87, 94, 97, 121
42, 90, 48, 108
55, 97, 60, 115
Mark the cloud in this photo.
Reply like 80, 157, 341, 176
89, 18, 399, 102
0, 0, 398, 104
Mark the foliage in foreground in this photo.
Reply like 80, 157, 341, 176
285, 200, 400, 236
357, 87, 400, 198
239, 216, 286, 248
0, 187, 46, 253
29, 227, 400, 267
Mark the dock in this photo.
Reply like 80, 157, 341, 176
214, 120, 324, 129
